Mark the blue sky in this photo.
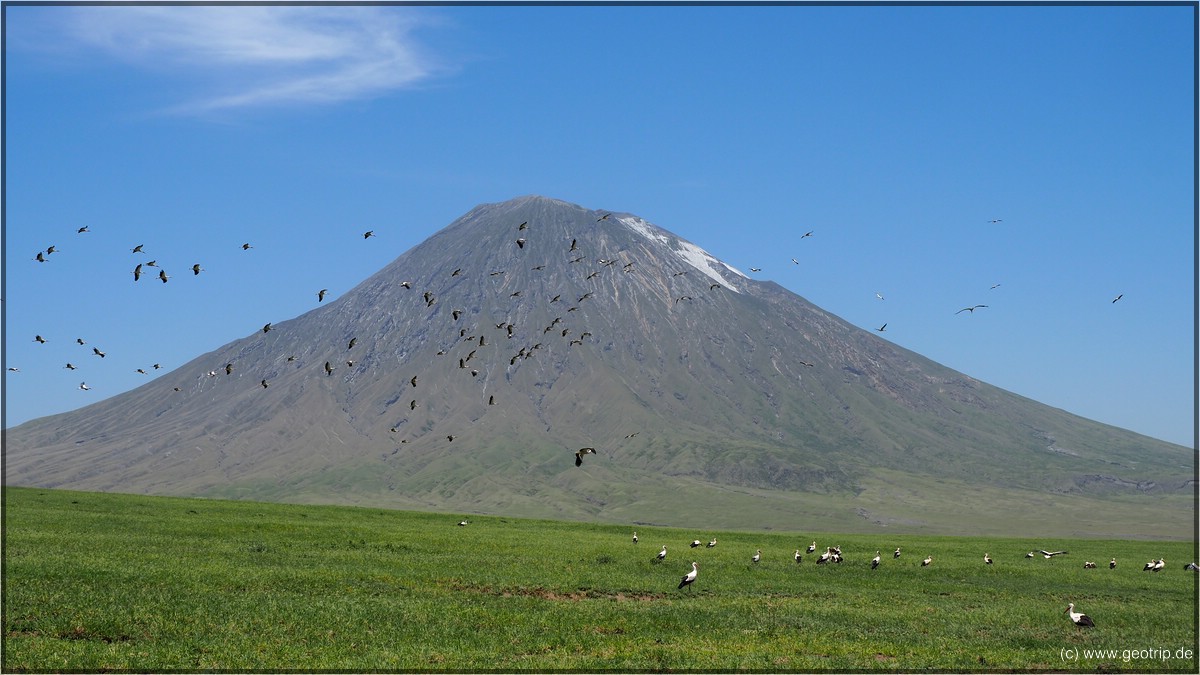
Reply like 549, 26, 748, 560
3, 2, 1194, 448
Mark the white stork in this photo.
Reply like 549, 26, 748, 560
1083, 561, 1097, 569
690, 540, 702, 548
1143, 559, 1156, 571
922, 555, 933, 567
1185, 562, 1198, 571
795, 549, 803, 564
871, 551, 881, 569
1039, 550, 1068, 559
1152, 558, 1165, 572
632, 532, 638, 545
984, 553, 993, 565
816, 549, 832, 564
893, 547, 901, 559
1110, 558, 1117, 569
655, 545, 667, 563
751, 549, 761, 564
707, 538, 717, 548
1065, 602, 1095, 627
807, 541, 817, 554
677, 562, 699, 590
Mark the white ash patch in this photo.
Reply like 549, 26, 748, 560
619, 216, 745, 292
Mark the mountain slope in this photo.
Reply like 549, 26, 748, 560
5, 196, 1193, 538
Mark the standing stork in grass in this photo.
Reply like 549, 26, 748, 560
871, 551, 881, 570
655, 545, 667, 563
707, 538, 717, 548
632, 532, 638, 545
690, 540, 702, 548
678, 562, 698, 591
922, 555, 933, 567
984, 553, 993, 565
893, 547, 901, 559
1065, 603, 1095, 628
795, 550, 803, 564
751, 549, 761, 564
1110, 558, 1117, 569
1152, 558, 1165, 572
807, 541, 817, 554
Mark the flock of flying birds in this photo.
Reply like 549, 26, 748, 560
15, 213, 1132, 460
19, 211, 725, 461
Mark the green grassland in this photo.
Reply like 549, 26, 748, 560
3, 487, 1196, 672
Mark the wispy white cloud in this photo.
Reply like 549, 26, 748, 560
57, 5, 444, 114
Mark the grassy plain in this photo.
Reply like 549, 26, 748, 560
3, 487, 1196, 671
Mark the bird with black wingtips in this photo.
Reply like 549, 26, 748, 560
318, 289, 328, 302
35, 252, 46, 262
677, 562, 698, 591
690, 540, 701, 548
34, 335, 46, 344
78, 382, 91, 391
894, 547, 901, 559
707, 538, 717, 548
1110, 558, 1117, 569
956, 305, 987, 314
133, 264, 143, 281
158, 269, 170, 284
263, 323, 272, 333
242, 243, 253, 250
1039, 550, 1068, 559
224, 363, 233, 375
261, 379, 269, 388
132, 244, 145, 253
871, 551, 881, 569
632, 532, 638, 544
192, 264, 204, 276
363, 230, 375, 239
77, 226, 89, 233
876, 323, 887, 332
574, 447, 596, 467
655, 545, 667, 562
1064, 602, 1094, 627
348, 337, 357, 349
922, 555, 933, 567
1112, 294, 1123, 303
324, 361, 334, 376
751, 549, 761, 563
92, 348, 105, 358
984, 553, 993, 565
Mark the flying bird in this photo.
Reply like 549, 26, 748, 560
224, 363, 233, 375
516, 238, 525, 249
318, 289, 328, 302
956, 305, 987, 314
451, 268, 462, 277
1064, 602, 1094, 628
574, 447, 596, 467
78, 382, 92, 391
677, 562, 699, 590
363, 230, 375, 239
45, 245, 57, 255
597, 213, 611, 221
876, 323, 887, 332
34, 335, 46, 344
791, 258, 800, 265
1112, 294, 1123, 303
191, 264, 204, 276
324, 361, 334, 376
76, 338, 86, 345
77, 226, 89, 233
1039, 550, 1069, 559
261, 379, 269, 388
34, 252, 46, 262
136, 369, 147, 375
875, 293, 885, 300
518, 221, 528, 230
749, 267, 762, 272
158, 270, 169, 283
92, 348, 105, 358
65, 363, 76, 370
347, 337, 357, 349
133, 264, 143, 281
241, 243, 253, 250
131, 244, 144, 253
262, 323, 272, 333
988, 219, 1003, 224
410, 375, 418, 387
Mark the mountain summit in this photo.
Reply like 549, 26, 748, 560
5, 196, 1191, 537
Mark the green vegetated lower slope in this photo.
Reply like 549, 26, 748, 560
4, 487, 1196, 672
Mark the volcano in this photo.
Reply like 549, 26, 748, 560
5, 196, 1192, 537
